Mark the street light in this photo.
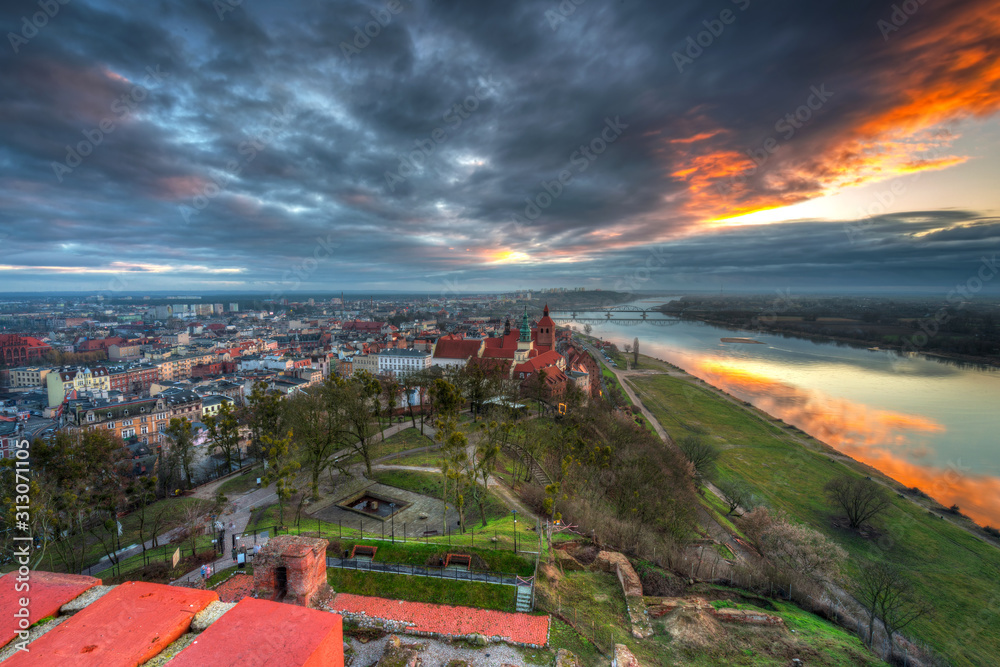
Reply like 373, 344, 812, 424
390, 503, 396, 544
511, 509, 517, 553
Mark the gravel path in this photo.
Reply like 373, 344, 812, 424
347, 635, 536, 667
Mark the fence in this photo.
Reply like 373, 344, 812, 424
325, 557, 523, 588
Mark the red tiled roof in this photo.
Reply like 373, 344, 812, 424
330, 594, 549, 647
433, 339, 483, 359
513, 350, 564, 375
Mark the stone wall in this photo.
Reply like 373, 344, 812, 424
253, 535, 331, 608
593, 551, 652, 639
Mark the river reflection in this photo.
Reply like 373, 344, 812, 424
568, 300, 1000, 527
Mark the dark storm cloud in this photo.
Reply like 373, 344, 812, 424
0, 0, 997, 292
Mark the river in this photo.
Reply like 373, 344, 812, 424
567, 298, 1000, 528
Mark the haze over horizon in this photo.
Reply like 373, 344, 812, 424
1, 0, 998, 294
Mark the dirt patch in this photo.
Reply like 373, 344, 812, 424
662, 607, 723, 648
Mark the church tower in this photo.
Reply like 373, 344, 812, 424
536, 304, 555, 349
515, 307, 534, 363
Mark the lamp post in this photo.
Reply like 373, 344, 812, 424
390, 503, 396, 544
512, 509, 517, 553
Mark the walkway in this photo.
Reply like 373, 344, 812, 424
330, 593, 550, 647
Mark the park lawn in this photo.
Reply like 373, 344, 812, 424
217, 466, 264, 496
332, 539, 535, 576
36, 496, 213, 574
327, 568, 517, 612
244, 486, 541, 557
91, 531, 220, 581
386, 449, 443, 467
373, 469, 512, 527
630, 373, 1000, 667
339, 426, 437, 465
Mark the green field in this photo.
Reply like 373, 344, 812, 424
339, 427, 437, 465
331, 539, 535, 576
538, 569, 886, 667
327, 568, 517, 612
629, 372, 1000, 667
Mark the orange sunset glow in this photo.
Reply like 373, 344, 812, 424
693, 360, 1000, 527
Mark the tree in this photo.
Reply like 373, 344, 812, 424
716, 478, 755, 516
181, 502, 206, 557
245, 381, 286, 463
878, 570, 931, 662
739, 507, 846, 586
125, 476, 159, 559
632, 337, 639, 367
329, 372, 382, 477
456, 361, 499, 419
165, 418, 197, 489
824, 476, 891, 530
583, 324, 593, 336
205, 400, 241, 475
678, 435, 719, 481
468, 420, 508, 527
262, 431, 300, 528
854, 560, 921, 649
285, 383, 343, 498
32, 430, 131, 573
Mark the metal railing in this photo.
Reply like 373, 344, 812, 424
325, 556, 524, 587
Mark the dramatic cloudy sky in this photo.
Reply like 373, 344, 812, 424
1, 0, 998, 294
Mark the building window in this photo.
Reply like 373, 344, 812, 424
108, 422, 115, 429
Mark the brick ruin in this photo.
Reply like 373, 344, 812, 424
253, 535, 332, 608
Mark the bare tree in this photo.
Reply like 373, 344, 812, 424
879, 573, 931, 663
678, 435, 719, 481
717, 478, 755, 516
633, 337, 640, 367
825, 476, 891, 530
854, 560, 927, 650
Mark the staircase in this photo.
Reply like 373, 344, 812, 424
502, 443, 552, 487
515, 584, 533, 613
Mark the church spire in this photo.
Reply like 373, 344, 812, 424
520, 306, 531, 341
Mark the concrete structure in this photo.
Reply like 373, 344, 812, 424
108, 343, 140, 360
5, 366, 53, 389
377, 348, 432, 378
352, 354, 378, 376
46, 367, 110, 407
68, 396, 168, 445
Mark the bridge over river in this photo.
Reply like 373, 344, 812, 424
547, 305, 680, 326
